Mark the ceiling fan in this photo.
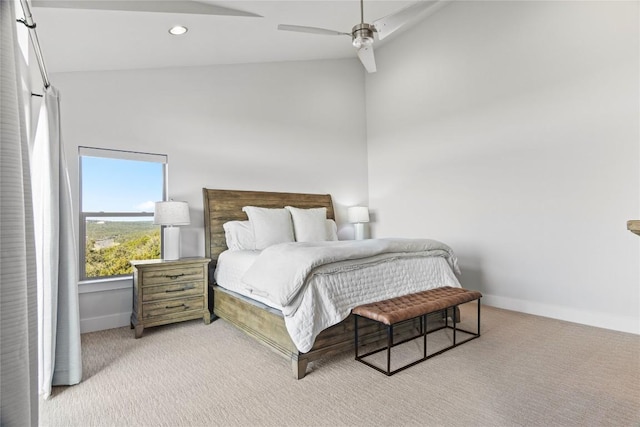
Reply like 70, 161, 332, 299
278, 0, 444, 73
30, 0, 261, 18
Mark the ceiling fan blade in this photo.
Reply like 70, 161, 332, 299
357, 45, 377, 73
278, 24, 351, 37
31, 0, 262, 17
373, 0, 445, 40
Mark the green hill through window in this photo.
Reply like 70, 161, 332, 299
85, 220, 160, 278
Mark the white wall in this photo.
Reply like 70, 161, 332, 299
52, 58, 369, 332
367, 1, 639, 333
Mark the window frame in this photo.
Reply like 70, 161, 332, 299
78, 146, 167, 281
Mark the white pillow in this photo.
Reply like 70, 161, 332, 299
242, 206, 295, 250
223, 218, 337, 249
222, 220, 255, 251
325, 219, 338, 241
285, 206, 328, 242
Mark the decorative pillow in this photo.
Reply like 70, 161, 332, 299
285, 206, 328, 242
223, 218, 337, 249
242, 206, 295, 250
222, 220, 255, 251
325, 219, 338, 241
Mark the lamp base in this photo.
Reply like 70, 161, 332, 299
163, 226, 181, 260
354, 223, 366, 240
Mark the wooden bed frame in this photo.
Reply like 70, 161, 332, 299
202, 188, 429, 379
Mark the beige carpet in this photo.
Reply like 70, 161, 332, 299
40, 305, 640, 427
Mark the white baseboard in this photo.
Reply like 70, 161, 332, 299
482, 293, 639, 335
80, 312, 131, 334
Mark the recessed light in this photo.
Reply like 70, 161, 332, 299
168, 26, 188, 36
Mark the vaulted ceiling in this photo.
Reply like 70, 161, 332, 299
29, 0, 443, 73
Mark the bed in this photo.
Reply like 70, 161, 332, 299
203, 188, 462, 379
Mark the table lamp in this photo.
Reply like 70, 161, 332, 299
154, 201, 190, 260
348, 206, 370, 240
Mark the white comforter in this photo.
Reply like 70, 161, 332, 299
241, 238, 461, 353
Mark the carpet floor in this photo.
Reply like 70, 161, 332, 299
40, 304, 640, 427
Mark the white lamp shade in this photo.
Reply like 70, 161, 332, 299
348, 206, 370, 223
154, 201, 190, 226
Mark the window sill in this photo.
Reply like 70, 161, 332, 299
79, 276, 132, 294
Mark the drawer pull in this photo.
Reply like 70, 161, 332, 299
165, 303, 189, 310
165, 286, 195, 293
165, 273, 185, 280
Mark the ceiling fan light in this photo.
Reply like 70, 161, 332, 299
168, 25, 188, 36
352, 35, 373, 49
352, 23, 375, 49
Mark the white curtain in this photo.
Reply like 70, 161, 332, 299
32, 86, 83, 398
0, 0, 39, 424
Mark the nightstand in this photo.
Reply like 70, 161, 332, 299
130, 257, 211, 338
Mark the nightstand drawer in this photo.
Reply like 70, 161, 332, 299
142, 297, 204, 319
142, 266, 204, 286
142, 281, 204, 302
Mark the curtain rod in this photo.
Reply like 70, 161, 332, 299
17, 0, 50, 89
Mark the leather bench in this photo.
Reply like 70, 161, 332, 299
353, 286, 482, 376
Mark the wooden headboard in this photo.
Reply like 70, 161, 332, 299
202, 188, 335, 265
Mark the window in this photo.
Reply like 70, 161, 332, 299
79, 147, 167, 280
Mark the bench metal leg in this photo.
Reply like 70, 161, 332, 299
422, 315, 427, 360
387, 325, 393, 375
453, 304, 457, 346
354, 314, 359, 359
478, 298, 481, 337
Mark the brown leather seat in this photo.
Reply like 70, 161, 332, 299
352, 286, 482, 325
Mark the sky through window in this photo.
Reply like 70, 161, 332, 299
81, 156, 163, 213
